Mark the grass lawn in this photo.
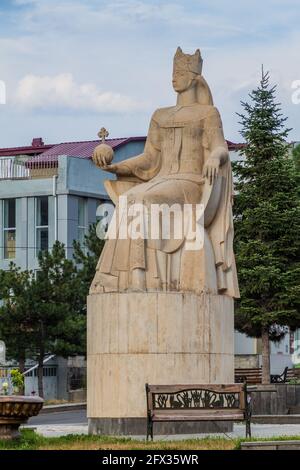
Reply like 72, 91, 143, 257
0, 430, 300, 450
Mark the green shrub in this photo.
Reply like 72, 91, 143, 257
10, 369, 24, 391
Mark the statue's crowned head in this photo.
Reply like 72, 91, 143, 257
173, 47, 203, 76
172, 46, 213, 106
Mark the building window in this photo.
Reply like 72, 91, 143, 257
36, 196, 49, 255
27, 367, 57, 377
3, 199, 16, 259
78, 198, 86, 245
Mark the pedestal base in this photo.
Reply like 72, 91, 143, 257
0, 420, 24, 440
88, 418, 232, 435
87, 292, 234, 435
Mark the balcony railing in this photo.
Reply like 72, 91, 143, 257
0, 156, 58, 180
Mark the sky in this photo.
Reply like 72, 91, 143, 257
0, 0, 300, 147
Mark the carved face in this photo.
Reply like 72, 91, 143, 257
172, 68, 195, 93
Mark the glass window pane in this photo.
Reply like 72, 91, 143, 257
78, 198, 86, 245
4, 199, 16, 229
4, 230, 16, 259
78, 198, 85, 227
37, 197, 48, 227
36, 227, 48, 253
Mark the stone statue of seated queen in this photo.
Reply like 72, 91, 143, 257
90, 47, 239, 300
87, 48, 239, 435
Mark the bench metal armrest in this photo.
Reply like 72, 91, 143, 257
270, 367, 289, 383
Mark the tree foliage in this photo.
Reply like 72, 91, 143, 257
0, 242, 86, 395
292, 143, 300, 189
0, 224, 104, 396
72, 223, 105, 316
233, 69, 300, 345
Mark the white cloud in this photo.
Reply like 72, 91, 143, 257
10, 0, 242, 37
14, 73, 146, 113
0, 0, 299, 146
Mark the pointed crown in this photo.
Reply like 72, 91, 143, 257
173, 47, 203, 75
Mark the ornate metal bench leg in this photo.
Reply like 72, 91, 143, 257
245, 383, 252, 439
146, 416, 153, 441
246, 418, 251, 438
146, 416, 150, 441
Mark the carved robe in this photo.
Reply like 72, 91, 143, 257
91, 103, 240, 298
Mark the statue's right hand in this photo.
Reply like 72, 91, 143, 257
92, 147, 105, 168
92, 144, 116, 171
92, 144, 133, 176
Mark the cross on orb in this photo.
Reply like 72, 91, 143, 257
98, 127, 109, 143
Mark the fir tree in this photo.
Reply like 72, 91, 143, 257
233, 68, 300, 383
292, 143, 300, 189
0, 223, 104, 397
73, 223, 104, 316
0, 265, 35, 379
30, 242, 85, 396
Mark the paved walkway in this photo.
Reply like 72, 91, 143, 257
23, 423, 300, 439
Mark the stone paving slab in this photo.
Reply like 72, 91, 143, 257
23, 424, 89, 438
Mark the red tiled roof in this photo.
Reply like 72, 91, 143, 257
0, 137, 244, 160
227, 140, 245, 151
0, 143, 53, 157
37, 137, 146, 162
0, 136, 146, 162
36, 138, 243, 163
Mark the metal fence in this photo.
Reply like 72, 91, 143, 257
0, 156, 58, 180
0, 363, 58, 398
0, 367, 13, 395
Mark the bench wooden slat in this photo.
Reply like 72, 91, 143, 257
148, 384, 244, 394
152, 413, 245, 422
152, 408, 244, 416
152, 409, 245, 420
235, 368, 262, 385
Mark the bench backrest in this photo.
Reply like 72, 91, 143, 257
287, 369, 296, 379
235, 368, 262, 384
146, 384, 246, 414
235, 367, 295, 384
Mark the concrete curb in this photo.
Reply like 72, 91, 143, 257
40, 402, 86, 414
241, 440, 300, 450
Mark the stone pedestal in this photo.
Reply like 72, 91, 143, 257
87, 292, 234, 435
0, 421, 22, 440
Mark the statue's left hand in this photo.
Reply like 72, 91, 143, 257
203, 157, 220, 185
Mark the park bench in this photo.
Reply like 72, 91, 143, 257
145, 383, 251, 441
271, 367, 295, 383
270, 367, 288, 383
235, 368, 262, 384
235, 367, 295, 384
